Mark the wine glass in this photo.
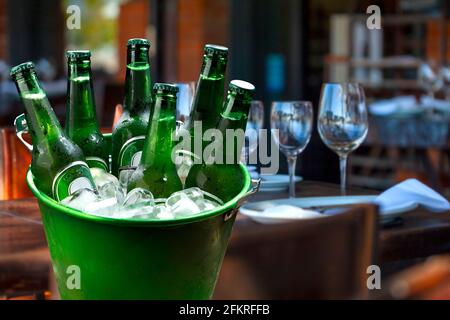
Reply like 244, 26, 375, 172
318, 83, 368, 195
174, 82, 195, 184
175, 82, 196, 131
241, 100, 265, 166
271, 101, 313, 198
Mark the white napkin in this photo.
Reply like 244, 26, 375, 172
369, 96, 418, 116
375, 179, 450, 213
262, 205, 322, 219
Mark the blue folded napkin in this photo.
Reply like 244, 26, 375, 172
375, 179, 450, 213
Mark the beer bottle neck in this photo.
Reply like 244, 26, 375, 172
124, 47, 152, 115
14, 72, 63, 145
189, 55, 227, 131
66, 59, 100, 135
199, 55, 227, 79
220, 92, 251, 131
217, 92, 252, 164
141, 94, 177, 167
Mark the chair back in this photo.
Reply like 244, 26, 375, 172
214, 204, 379, 299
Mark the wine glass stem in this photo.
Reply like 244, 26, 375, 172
287, 155, 297, 198
339, 155, 348, 196
244, 137, 249, 165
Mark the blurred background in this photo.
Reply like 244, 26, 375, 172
0, 0, 449, 196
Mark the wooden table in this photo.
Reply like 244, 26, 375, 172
0, 198, 50, 297
240, 181, 450, 264
1, 181, 450, 296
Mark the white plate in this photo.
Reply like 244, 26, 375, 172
259, 175, 303, 191
239, 195, 418, 224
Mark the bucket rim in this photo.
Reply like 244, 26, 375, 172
26, 164, 251, 227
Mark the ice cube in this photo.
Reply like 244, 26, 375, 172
166, 188, 203, 207
166, 193, 201, 217
106, 188, 156, 220
119, 168, 135, 191
154, 204, 174, 219
179, 187, 204, 201
84, 197, 119, 217
201, 190, 224, 205
60, 188, 99, 212
112, 204, 155, 220
123, 188, 155, 208
98, 182, 125, 204
195, 198, 220, 212
90, 168, 119, 188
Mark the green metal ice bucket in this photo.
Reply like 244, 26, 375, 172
26, 134, 256, 299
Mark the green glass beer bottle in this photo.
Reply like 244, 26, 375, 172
186, 44, 228, 158
11, 62, 96, 201
65, 50, 109, 171
111, 38, 152, 176
127, 83, 182, 198
185, 80, 255, 201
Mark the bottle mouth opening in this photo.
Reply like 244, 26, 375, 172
10, 62, 36, 79
229, 80, 256, 96
230, 80, 255, 91
153, 83, 179, 94
204, 44, 228, 59
66, 50, 91, 60
127, 38, 151, 49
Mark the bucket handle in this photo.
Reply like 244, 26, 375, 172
14, 114, 33, 152
224, 178, 261, 221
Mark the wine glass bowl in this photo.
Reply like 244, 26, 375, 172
242, 100, 265, 164
273, 108, 312, 156
317, 116, 367, 156
271, 101, 313, 198
318, 83, 368, 194
175, 82, 196, 129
